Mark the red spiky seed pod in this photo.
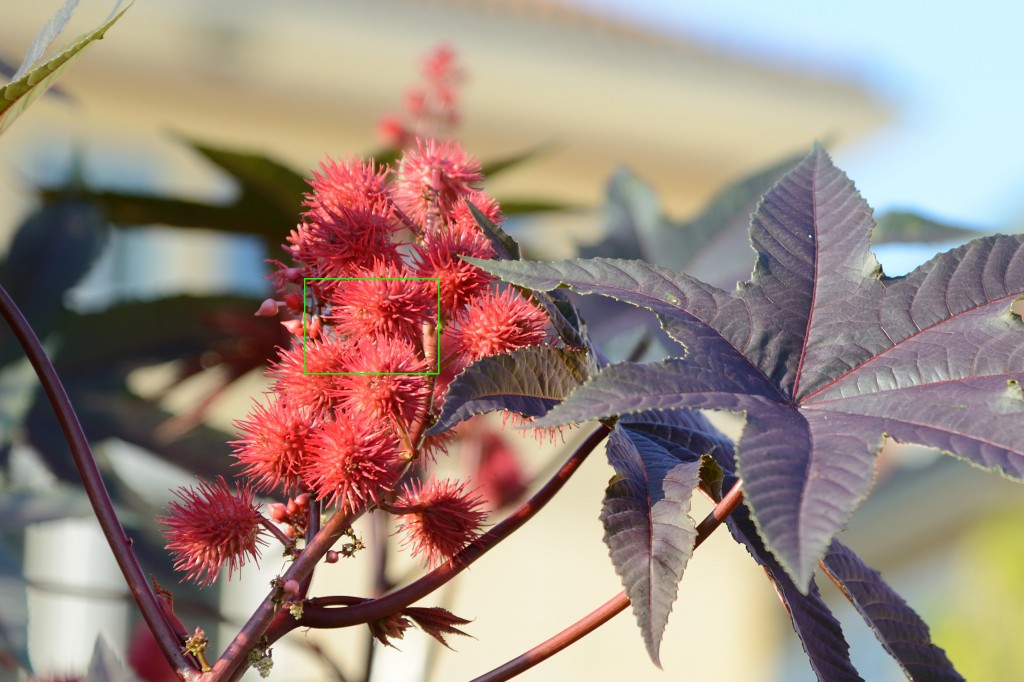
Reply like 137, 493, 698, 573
160, 477, 266, 587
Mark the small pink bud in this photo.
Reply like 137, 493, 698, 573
295, 493, 310, 508
325, 551, 339, 564
281, 319, 304, 337
308, 315, 323, 340
286, 499, 299, 515
283, 292, 303, 312
268, 503, 288, 523
255, 299, 280, 317
284, 525, 297, 538
282, 268, 304, 284
283, 579, 300, 597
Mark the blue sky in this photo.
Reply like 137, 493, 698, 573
568, 1, 1024, 242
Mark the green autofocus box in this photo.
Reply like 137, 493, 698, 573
302, 277, 441, 376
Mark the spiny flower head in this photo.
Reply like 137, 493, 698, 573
392, 476, 487, 567
231, 396, 313, 493
333, 335, 432, 426
413, 226, 495, 316
324, 261, 437, 342
287, 157, 401, 275
450, 287, 549, 363
395, 139, 482, 227
160, 477, 266, 587
286, 207, 401, 276
305, 156, 392, 215
302, 411, 404, 512
449, 191, 503, 239
268, 335, 349, 416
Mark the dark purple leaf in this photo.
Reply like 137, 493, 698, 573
404, 606, 473, 649
0, 200, 109, 368
821, 541, 965, 681
583, 155, 801, 288
467, 201, 520, 261
726, 485, 862, 682
621, 409, 734, 468
476, 145, 1024, 589
465, 208, 586, 347
601, 426, 702, 665
427, 346, 589, 435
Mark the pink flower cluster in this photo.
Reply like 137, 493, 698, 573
378, 45, 463, 148
161, 139, 550, 585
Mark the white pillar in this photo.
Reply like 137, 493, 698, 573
24, 516, 129, 676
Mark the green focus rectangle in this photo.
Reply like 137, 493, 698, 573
302, 277, 441, 376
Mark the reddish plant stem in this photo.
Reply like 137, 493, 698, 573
470, 481, 746, 682
299, 496, 321, 599
266, 422, 613, 639
258, 516, 296, 551
0, 285, 201, 680
204, 507, 360, 681
411, 319, 439, 449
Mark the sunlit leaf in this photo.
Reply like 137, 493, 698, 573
726, 481, 863, 681
601, 426, 702, 665
0, 3, 131, 136
821, 541, 965, 681
428, 346, 589, 435
476, 145, 1024, 590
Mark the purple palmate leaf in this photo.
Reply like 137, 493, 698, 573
601, 426, 702, 665
472, 144, 1024, 590
726, 489, 863, 682
426, 346, 589, 435
821, 541, 965, 681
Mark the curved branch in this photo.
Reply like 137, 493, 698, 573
271, 422, 613, 638
469, 481, 745, 682
0, 285, 201, 679
205, 506, 359, 680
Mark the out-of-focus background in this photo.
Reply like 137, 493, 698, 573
1, 1, 1023, 681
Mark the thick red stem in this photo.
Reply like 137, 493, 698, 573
265, 423, 613, 639
203, 507, 359, 681
470, 481, 746, 682
0, 284, 201, 679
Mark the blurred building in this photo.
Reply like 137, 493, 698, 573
0, 1, 889, 681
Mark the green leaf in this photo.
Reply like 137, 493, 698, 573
0, 2, 132, 137
49, 294, 276, 372
39, 189, 244, 231
697, 453, 723, 500
42, 138, 309, 248
872, 211, 982, 245
481, 142, 557, 178
182, 136, 309, 219
584, 154, 801, 288
497, 198, 578, 215
10, 0, 80, 82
